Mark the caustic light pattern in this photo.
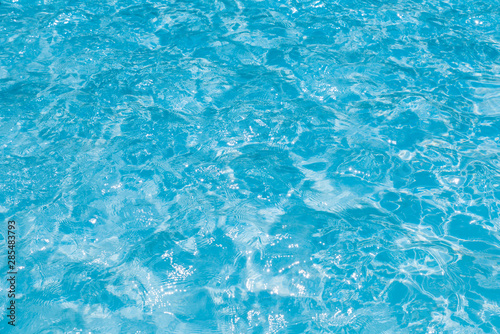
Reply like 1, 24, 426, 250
1, 0, 500, 333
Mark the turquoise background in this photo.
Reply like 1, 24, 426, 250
1, 0, 500, 332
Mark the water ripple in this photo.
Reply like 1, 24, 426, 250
1, 0, 500, 332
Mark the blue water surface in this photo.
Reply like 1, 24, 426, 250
1, 0, 500, 333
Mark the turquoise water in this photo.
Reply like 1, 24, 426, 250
1, 0, 500, 332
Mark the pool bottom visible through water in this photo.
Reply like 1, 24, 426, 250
1, 0, 500, 333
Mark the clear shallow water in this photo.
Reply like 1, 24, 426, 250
1, 0, 500, 332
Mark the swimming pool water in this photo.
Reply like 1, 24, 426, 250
1, 0, 500, 332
